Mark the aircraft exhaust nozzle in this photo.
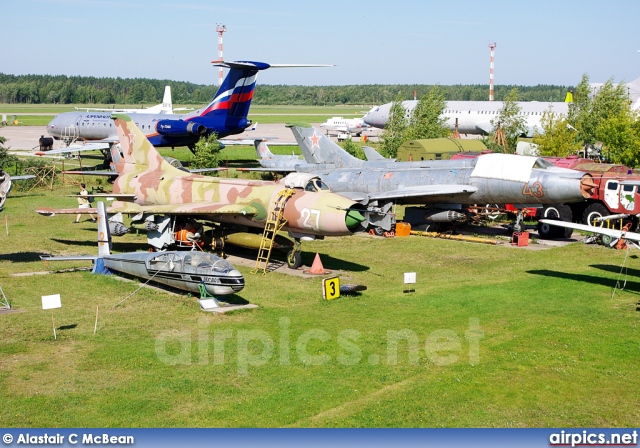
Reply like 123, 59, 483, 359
424, 210, 467, 223
580, 174, 597, 198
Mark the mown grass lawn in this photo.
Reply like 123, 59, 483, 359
1, 183, 639, 427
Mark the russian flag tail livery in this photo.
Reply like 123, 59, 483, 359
200, 61, 271, 123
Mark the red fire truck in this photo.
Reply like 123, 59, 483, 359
536, 156, 640, 239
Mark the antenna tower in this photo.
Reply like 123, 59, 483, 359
488, 42, 496, 101
215, 24, 227, 86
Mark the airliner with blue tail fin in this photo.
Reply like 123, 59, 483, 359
47, 61, 331, 152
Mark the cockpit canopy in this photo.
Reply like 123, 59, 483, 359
282, 173, 330, 192
148, 252, 237, 274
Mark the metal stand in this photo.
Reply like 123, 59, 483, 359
0, 285, 10, 310
198, 283, 220, 310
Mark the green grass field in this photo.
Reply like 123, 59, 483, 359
1, 178, 639, 427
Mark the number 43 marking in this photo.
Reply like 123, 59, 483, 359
522, 181, 544, 198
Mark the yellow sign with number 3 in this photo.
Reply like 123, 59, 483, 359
323, 276, 340, 301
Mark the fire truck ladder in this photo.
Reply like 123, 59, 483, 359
252, 188, 296, 275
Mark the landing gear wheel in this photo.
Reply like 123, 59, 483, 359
582, 203, 610, 227
484, 204, 501, 220
373, 226, 385, 236
287, 250, 302, 269
537, 204, 573, 239
601, 235, 615, 246
513, 220, 524, 233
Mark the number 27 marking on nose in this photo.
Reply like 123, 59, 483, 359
301, 208, 321, 229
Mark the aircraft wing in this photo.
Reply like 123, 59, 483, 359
36, 142, 111, 156
539, 219, 640, 242
475, 122, 493, 134
187, 167, 228, 174
241, 167, 297, 172
220, 138, 296, 146
40, 255, 97, 261
105, 202, 259, 216
63, 170, 118, 177
366, 185, 479, 202
63, 194, 136, 200
38, 202, 259, 217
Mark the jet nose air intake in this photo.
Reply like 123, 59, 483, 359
345, 209, 366, 230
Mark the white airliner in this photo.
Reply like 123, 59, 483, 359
363, 100, 569, 137
74, 86, 176, 114
590, 76, 640, 110
319, 116, 370, 136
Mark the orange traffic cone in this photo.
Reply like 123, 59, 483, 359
304, 253, 330, 275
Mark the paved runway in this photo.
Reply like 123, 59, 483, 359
1, 126, 48, 151
0, 123, 381, 152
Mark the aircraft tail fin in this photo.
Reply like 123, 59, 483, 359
197, 61, 271, 129
161, 86, 172, 112
564, 91, 574, 103
254, 139, 276, 159
290, 125, 363, 168
96, 201, 112, 257
362, 146, 387, 161
112, 114, 180, 176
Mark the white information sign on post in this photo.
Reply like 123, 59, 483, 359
403, 272, 416, 293
42, 294, 61, 340
42, 294, 62, 310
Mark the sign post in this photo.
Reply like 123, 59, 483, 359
403, 272, 416, 293
42, 294, 62, 340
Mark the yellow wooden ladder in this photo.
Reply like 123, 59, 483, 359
252, 188, 297, 274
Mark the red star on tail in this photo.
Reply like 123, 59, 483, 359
309, 131, 321, 148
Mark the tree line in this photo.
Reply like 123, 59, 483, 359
0, 73, 570, 105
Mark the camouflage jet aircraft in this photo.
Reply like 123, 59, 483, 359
252, 125, 597, 232
37, 116, 369, 269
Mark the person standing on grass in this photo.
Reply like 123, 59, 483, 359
75, 183, 96, 223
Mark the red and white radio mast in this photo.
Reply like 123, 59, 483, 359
215, 24, 227, 86
488, 42, 496, 101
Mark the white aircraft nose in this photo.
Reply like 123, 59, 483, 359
47, 117, 60, 134
363, 109, 384, 128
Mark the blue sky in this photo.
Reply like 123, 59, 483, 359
3, 0, 640, 88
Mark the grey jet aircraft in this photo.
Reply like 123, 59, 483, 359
254, 125, 596, 232
41, 201, 245, 298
